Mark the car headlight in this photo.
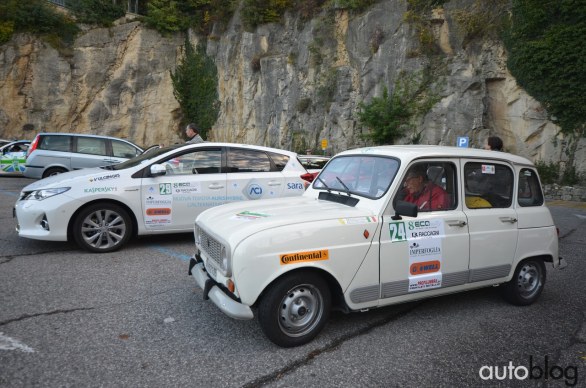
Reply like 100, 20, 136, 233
220, 246, 229, 273
194, 224, 201, 246
23, 187, 70, 201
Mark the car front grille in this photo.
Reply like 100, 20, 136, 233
200, 229, 222, 267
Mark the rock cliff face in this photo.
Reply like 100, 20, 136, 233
0, 1, 584, 170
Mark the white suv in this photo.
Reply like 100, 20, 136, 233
190, 145, 565, 347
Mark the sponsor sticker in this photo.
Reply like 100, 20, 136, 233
89, 173, 120, 183
339, 216, 378, 225
84, 187, 118, 194
146, 208, 171, 216
280, 250, 329, 265
481, 164, 496, 174
233, 211, 270, 220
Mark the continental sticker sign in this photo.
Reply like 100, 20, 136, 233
280, 250, 329, 265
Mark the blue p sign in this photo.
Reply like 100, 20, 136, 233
457, 137, 469, 148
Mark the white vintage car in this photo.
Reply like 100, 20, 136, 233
190, 145, 565, 347
14, 142, 308, 252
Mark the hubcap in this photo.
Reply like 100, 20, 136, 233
278, 284, 323, 338
516, 263, 542, 299
81, 209, 126, 249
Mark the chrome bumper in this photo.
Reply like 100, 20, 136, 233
189, 259, 253, 320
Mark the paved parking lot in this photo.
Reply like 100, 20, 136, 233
1, 176, 585, 387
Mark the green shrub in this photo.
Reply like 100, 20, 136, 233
170, 38, 219, 139
0, 21, 15, 45
68, 0, 126, 27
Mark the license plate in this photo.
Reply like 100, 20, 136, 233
206, 263, 217, 279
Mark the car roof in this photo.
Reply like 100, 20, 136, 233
338, 145, 534, 166
0, 140, 31, 150
166, 142, 299, 157
34, 132, 138, 143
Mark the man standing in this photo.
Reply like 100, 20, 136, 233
185, 123, 204, 144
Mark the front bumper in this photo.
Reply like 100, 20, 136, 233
189, 257, 253, 320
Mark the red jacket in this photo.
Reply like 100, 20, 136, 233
403, 183, 450, 211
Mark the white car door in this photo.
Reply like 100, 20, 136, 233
462, 160, 518, 280
225, 147, 284, 202
140, 147, 226, 232
379, 160, 470, 303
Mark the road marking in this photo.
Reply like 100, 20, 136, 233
0, 189, 18, 197
0, 332, 35, 353
151, 245, 191, 262
575, 214, 586, 219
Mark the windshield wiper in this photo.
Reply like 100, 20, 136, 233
317, 177, 332, 193
336, 177, 352, 196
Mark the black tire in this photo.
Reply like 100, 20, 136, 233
501, 258, 546, 306
42, 167, 67, 178
258, 271, 331, 347
73, 203, 132, 253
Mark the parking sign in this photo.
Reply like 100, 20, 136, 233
457, 137, 469, 148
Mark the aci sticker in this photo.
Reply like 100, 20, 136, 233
244, 183, 263, 199
280, 250, 329, 265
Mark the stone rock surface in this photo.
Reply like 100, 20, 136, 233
0, 1, 584, 172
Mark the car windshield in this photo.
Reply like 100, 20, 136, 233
108, 144, 184, 170
313, 155, 399, 199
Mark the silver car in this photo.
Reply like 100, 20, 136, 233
24, 133, 144, 179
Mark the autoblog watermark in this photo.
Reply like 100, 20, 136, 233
479, 356, 579, 386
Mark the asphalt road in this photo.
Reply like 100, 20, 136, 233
1, 176, 585, 387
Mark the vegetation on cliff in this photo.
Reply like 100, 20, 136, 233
505, 0, 586, 183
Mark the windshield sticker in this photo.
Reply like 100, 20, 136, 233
232, 211, 270, 220
481, 165, 496, 174
280, 250, 329, 265
339, 216, 378, 225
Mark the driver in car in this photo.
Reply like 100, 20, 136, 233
403, 165, 450, 211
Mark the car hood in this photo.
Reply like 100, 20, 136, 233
22, 168, 122, 191
196, 195, 376, 247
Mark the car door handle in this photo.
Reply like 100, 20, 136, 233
208, 184, 224, 190
499, 217, 518, 224
447, 220, 467, 227
268, 181, 282, 186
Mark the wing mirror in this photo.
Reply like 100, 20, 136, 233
392, 200, 418, 220
150, 164, 166, 177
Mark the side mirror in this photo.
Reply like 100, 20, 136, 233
150, 164, 166, 177
392, 200, 418, 220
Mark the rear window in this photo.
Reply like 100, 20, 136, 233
227, 148, 272, 173
268, 152, 289, 171
39, 135, 71, 152
464, 162, 514, 208
518, 168, 544, 207
76, 137, 107, 156
112, 140, 140, 158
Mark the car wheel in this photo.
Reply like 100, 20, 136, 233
501, 258, 546, 306
42, 167, 67, 178
258, 271, 331, 347
73, 203, 132, 253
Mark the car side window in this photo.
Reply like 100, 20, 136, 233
518, 168, 544, 207
39, 136, 71, 152
162, 149, 222, 176
228, 148, 271, 172
267, 152, 289, 171
464, 162, 513, 208
112, 140, 140, 158
76, 137, 107, 156
396, 161, 457, 212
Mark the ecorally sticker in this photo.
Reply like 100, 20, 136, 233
280, 250, 329, 265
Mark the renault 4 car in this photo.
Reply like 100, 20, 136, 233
190, 145, 565, 347
14, 143, 308, 252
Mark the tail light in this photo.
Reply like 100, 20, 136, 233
300, 172, 319, 189
27, 135, 40, 158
